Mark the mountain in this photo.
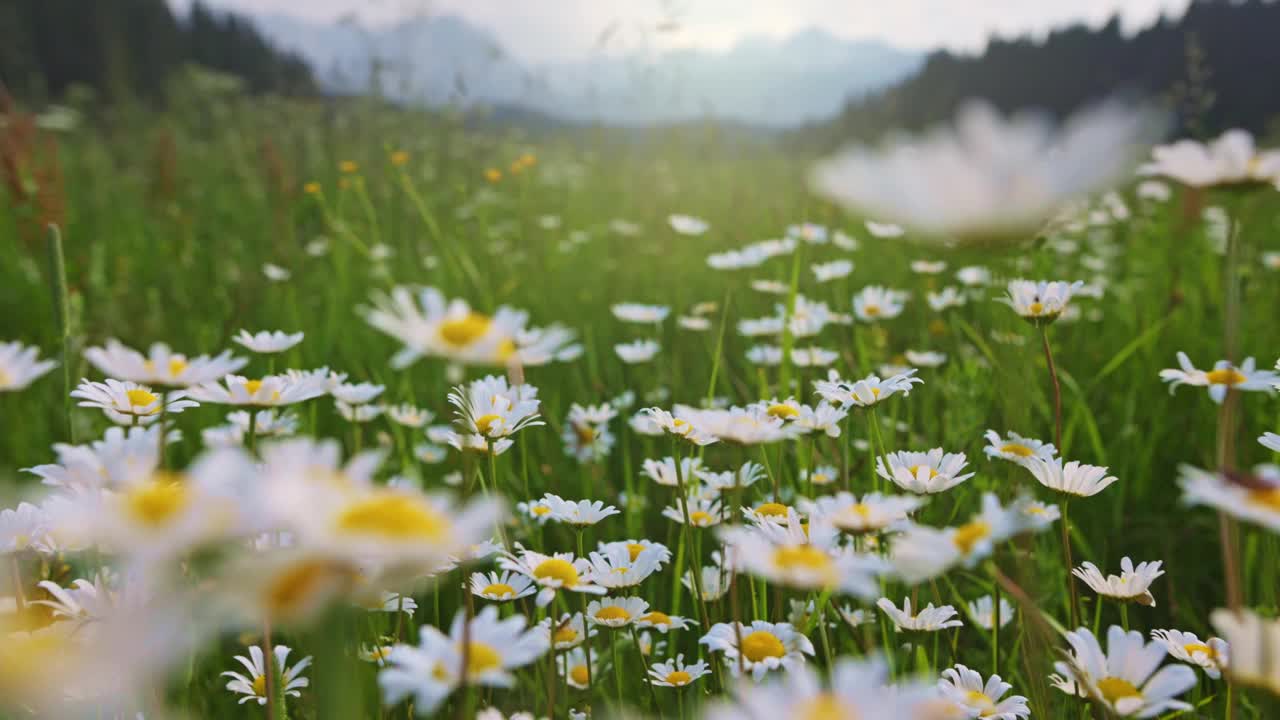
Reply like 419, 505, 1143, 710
251, 13, 923, 128
808, 0, 1280, 145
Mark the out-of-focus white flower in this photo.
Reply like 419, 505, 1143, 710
0, 341, 57, 391
1141, 129, 1280, 187
232, 330, 304, 354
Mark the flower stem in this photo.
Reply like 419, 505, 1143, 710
46, 223, 74, 443
1039, 325, 1063, 452
1061, 499, 1080, 629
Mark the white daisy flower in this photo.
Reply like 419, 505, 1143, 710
1025, 456, 1118, 497
71, 379, 199, 425
876, 597, 963, 632
1180, 464, 1280, 533
648, 654, 711, 688
798, 464, 840, 487
1210, 607, 1280, 694
586, 596, 649, 629
983, 430, 1056, 465
905, 350, 946, 368
889, 494, 1046, 583
1073, 557, 1164, 607
186, 373, 327, 407
1003, 279, 1084, 323
633, 609, 693, 634
222, 644, 311, 705
722, 513, 888, 598
809, 491, 924, 535
540, 494, 620, 527
1141, 128, 1280, 187
1055, 625, 1196, 717
386, 404, 434, 428
0, 341, 57, 391
1262, 432, 1280, 453
540, 612, 596, 650
448, 375, 542, 439
585, 543, 664, 589
23, 425, 170, 491
668, 214, 708, 235
791, 347, 840, 368
696, 461, 763, 492
911, 260, 947, 274
83, 339, 246, 387
853, 285, 908, 322
683, 557, 732, 602
1159, 352, 1278, 404
927, 286, 967, 311
641, 456, 704, 487
678, 315, 711, 331
812, 259, 854, 283
813, 368, 923, 408
611, 303, 669, 324
968, 595, 1014, 630
937, 664, 1030, 720
662, 496, 723, 527
877, 448, 974, 494
956, 266, 991, 286
337, 401, 383, 423
640, 407, 718, 446
700, 620, 814, 679
469, 570, 536, 602
615, 339, 661, 364
497, 547, 606, 608
865, 220, 905, 238
331, 382, 384, 405
559, 646, 601, 690
1151, 629, 1228, 679
232, 330, 304, 354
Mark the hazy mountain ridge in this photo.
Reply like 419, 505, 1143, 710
252, 13, 923, 127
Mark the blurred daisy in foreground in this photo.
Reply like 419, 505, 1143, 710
1054, 626, 1195, 716
700, 620, 814, 679
1209, 608, 1280, 694
1159, 352, 1278, 404
937, 664, 1030, 720
0, 341, 57, 391
71, 379, 199, 425
232, 330, 304, 354
222, 644, 311, 706
1141, 128, 1280, 188
648, 654, 710, 688
1179, 464, 1280, 533
811, 100, 1155, 245
1074, 557, 1165, 606
889, 494, 1050, 583
1151, 629, 1228, 679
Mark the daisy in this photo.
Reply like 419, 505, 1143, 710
662, 496, 723, 527
648, 654, 711, 688
810, 491, 924, 535
585, 543, 664, 589
586, 596, 649, 629
540, 494, 620, 527
911, 260, 947, 274
541, 612, 597, 650
337, 401, 383, 423
0, 502, 52, 553
448, 375, 542, 440
968, 595, 1015, 630
232, 330, 304, 354
641, 456, 704, 487
1180, 464, 1280, 533
799, 464, 839, 487
937, 664, 1030, 720
1264, 433, 1280, 453
640, 407, 718, 446
634, 610, 693, 634
186, 373, 327, 407
1151, 629, 1228, 679
889, 494, 1046, 583
23, 425, 168, 491
983, 430, 1056, 465
866, 220, 905, 238
724, 509, 887, 597
812, 259, 854, 283
696, 461, 763, 492
615, 339, 660, 364
678, 315, 711, 331
331, 382, 384, 405
362, 286, 580, 369
562, 403, 616, 462
0, 341, 57, 391
1022, 456, 1117, 498
1141, 128, 1280, 187
668, 214, 708, 235
497, 547, 606, 607
700, 620, 815, 679
385, 404, 434, 428
853, 285, 908, 322
71, 379, 199, 425
877, 448, 974, 494
813, 368, 923, 408
560, 646, 601, 690
378, 605, 548, 714
790, 347, 839, 368
877, 597, 963, 632
788, 222, 829, 243
1159, 352, 1278, 403
1073, 558, 1165, 606
31, 575, 121, 625
837, 606, 871, 628
905, 350, 946, 368
1003, 279, 1084, 323
83, 339, 246, 386
927, 286, 967, 311
1210, 607, 1280, 693
956, 266, 992, 286
1054, 626, 1196, 716
749, 280, 789, 295
811, 100, 1152, 244
516, 499, 554, 524
222, 644, 311, 705
611, 303, 670, 324
362, 591, 417, 614
683, 559, 732, 602
469, 570, 537, 602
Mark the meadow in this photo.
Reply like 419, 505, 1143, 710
2, 81, 1280, 719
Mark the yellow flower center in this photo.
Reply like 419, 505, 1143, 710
795, 693, 855, 720
772, 545, 833, 573
626, 543, 647, 561
1184, 643, 1217, 659
553, 625, 578, 644
252, 674, 266, 697
243, 380, 264, 396
264, 559, 353, 616
123, 475, 189, 527
1001, 443, 1035, 457
481, 583, 515, 598
126, 388, 158, 408
908, 465, 940, 478
755, 502, 789, 518
168, 358, 188, 377
1096, 676, 1142, 705
1247, 488, 1280, 512
533, 558, 580, 587
531, 504, 551, 516
864, 305, 881, 317
463, 641, 503, 676
639, 611, 672, 626
1028, 301, 1045, 316
335, 493, 449, 541
575, 424, 597, 444
665, 670, 692, 686
766, 404, 799, 419
474, 413, 502, 435
953, 521, 992, 554
594, 606, 631, 622
811, 473, 830, 485
440, 313, 492, 347
0, 368, 9, 388
740, 630, 786, 662
963, 690, 997, 712
1206, 368, 1247, 386
689, 510, 713, 525
340, 161, 358, 173
570, 664, 589, 686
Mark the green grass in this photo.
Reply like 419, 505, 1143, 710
2, 90, 1279, 718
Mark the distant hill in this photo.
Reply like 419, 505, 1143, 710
252, 13, 923, 128
807, 0, 1280, 145
0, 0, 314, 102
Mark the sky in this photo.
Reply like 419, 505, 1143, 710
172, 0, 1195, 64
